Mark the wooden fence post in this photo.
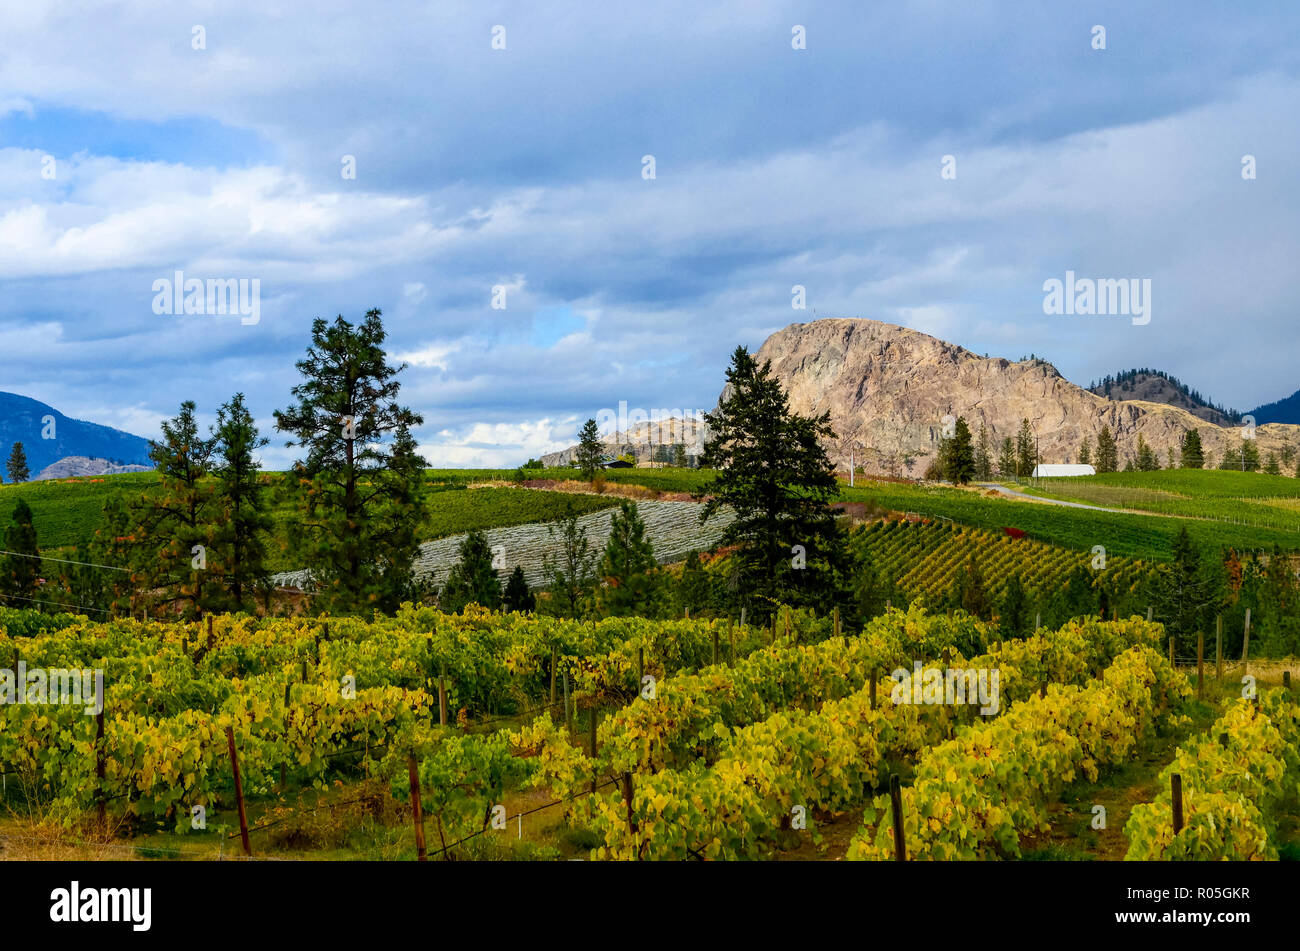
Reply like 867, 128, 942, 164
889, 774, 906, 862
563, 670, 572, 739
1241, 608, 1251, 674
1196, 633, 1204, 701
550, 647, 557, 707
589, 706, 598, 795
1146, 606, 1153, 623
870, 670, 877, 710
712, 630, 719, 667
1168, 636, 1175, 670
438, 664, 448, 727
225, 725, 251, 856
1171, 774, 1183, 835
280, 680, 291, 789
1216, 616, 1223, 680
407, 754, 427, 861
833, 606, 841, 638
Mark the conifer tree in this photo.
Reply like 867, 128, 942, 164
597, 500, 659, 617
210, 393, 271, 611
1179, 429, 1204, 469
0, 499, 40, 607
6, 442, 29, 483
439, 530, 502, 612
502, 566, 535, 613
576, 419, 603, 479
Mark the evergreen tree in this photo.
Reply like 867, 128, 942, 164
576, 418, 604, 479
672, 443, 688, 467
128, 401, 220, 618
1264, 453, 1281, 476
997, 436, 1018, 480
1152, 526, 1217, 654
1015, 419, 1036, 478
1095, 426, 1119, 473
0, 499, 40, 607
596, 500, 659, 617
1179, 429, 1204, 469
6, 442, 29, 483
210, 393, 271, 611
942, 417, 976, 484
439, 530, 502, 612
502, 566, 535, 613
1136, 434, 1159, 471
542, 502, 596, 617
974, 423, 993, 481
1078, 441, 1091, 466
1241, 438, 1261, 472
698, 346, 847, 620
273, 310, 427, 614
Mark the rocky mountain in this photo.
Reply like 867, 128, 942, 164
1087, 369, 1240, 427
0, 392, 153, 476
539, 417, 706, 467
33, 456, 152, 481
748, 319, 1299, 474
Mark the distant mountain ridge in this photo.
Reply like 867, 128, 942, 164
1088, 368, 1241, 427
0, 392, 153, 478
1249, 389, 1300, 426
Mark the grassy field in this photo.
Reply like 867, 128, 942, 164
1021, 470, 1300, 533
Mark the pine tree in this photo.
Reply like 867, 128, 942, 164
672, 443, 688, 467
1015, 419, 1036, 478
596, 500, 659, 617
1152, 526, 1217, 654
273, 310, 427, 614
1078, 441, 1092, 466
677, 550, 713, 616
1264, 453, 1281, 476
542, 502, 596, 617
127, 401, 220, 618
1095, 426, 1119, 473
576, 418, 603, 479
502, 566, 535, 613
698, 346, 847, 619
439, 530, 502, 612
1136, 434, 1159, 471
0, 499, 40, 607
997, 437, 1018, 479
974, 423, 993, 481
210, 393, 271, 611
942, 417, 976, 484
1179, 429, 1204, 469
6, 442, 29, 483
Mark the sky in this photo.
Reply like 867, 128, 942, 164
1, 1, 1297, 467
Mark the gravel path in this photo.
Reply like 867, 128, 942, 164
274, 499, 734, 590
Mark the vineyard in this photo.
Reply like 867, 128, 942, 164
3, 602, 1294, 862
851, 519, 1155, 604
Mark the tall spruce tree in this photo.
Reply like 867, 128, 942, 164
273, 310, 427, 614
974, 423, 993, 481
997, 436, 1018, 478
1095, 426, 1119, 473
439, 529, 502, 612
942, 417, 976, 484
596, 500, 659, 617
1152, 526, 1217, 654
1179, 429, 1204, 469
575, 418, 603, 479
542, 502, 596, 617
6, 442, 29, 483
502, 566, 535, 613
210, 393, 271, 611
697, 346, 846, 619
1136, 434, 1159, 471
1015, 419, 1036, 478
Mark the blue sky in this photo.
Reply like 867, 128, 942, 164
1, 1, 1297, 466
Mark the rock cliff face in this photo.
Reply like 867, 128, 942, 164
750, 319, 1298, 473
32, 456, 152, 481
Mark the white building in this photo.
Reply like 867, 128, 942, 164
1031, 463, 1096, 477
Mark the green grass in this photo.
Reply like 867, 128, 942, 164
836, 478, 1300, 561
1021, 470, 1300, 534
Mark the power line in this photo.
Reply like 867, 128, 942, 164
0, 593, 112, 615
0, 549, 131, 573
